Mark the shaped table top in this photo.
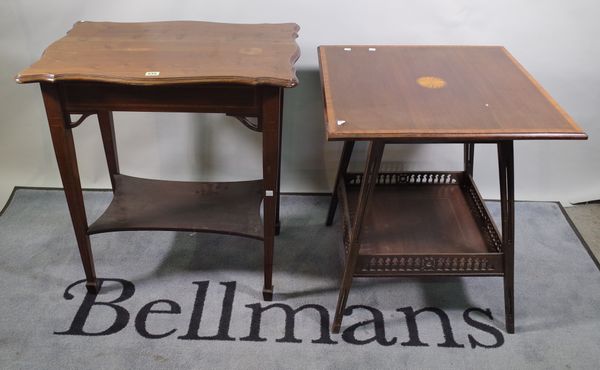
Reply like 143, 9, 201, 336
17, 21, 300, 87
318, 45, 586, 141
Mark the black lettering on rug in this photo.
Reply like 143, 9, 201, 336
54, 279, 505, 348
55, 278, 134, 336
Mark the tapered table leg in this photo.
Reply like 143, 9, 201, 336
332, 141, 385, 333
261, 86, 282, 301
275, 90, 284, 235
326, 141, 355, 226
97, 111, 120, 191
498, 141, 515, 333
41, 83, 99, 294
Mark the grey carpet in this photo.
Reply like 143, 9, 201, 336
1, 189, 600, 370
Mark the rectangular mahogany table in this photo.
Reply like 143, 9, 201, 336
319, 45, 587, 333
17, 21, 300, 300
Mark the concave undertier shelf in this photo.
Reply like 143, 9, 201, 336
339, 171, 504, 276
88, 174, 264, 239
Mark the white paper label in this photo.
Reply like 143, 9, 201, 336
145, 71, 160, 76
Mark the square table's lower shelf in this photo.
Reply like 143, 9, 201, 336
339, 171, 504, 277
88, 174, 264, 239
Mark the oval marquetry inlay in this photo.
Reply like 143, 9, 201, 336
417, 76, 446, 89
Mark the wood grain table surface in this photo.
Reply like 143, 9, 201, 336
319, 45, 586, 141
17, 21, 300, 87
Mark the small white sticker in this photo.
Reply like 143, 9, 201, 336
343, 47, 352, 51
337, 120, 346, 126
145, 71, 160, 76
368, 48, 376, 51
265, 190, 274, 197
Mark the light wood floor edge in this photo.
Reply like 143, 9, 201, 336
558, 203, 600, 272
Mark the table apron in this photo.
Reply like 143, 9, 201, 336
58, 82, 260, 116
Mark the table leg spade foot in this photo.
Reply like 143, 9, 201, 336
331, 321, 341, 334
262, 286, 274, 301
85, 280, 100, 294
506, 317, 515, 334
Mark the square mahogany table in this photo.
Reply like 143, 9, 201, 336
17, 21, 300, 300
319, 45, 587, 333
